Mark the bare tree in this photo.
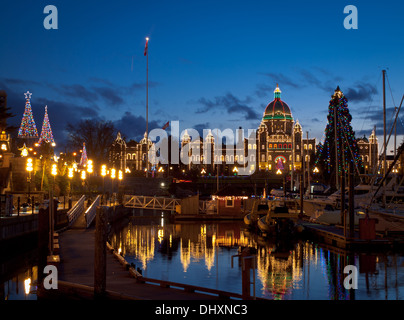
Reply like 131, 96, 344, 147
66, 119, 116, 166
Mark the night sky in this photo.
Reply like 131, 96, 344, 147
1, 0, 404, 153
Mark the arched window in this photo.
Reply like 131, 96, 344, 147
309, 144, 313, 150
288, 144, 292, 149
296, 155, 300, 162
261, 154, 265, 161
279, 144, 282, 149
284, 144, 287, 149
269, 144, 273, 149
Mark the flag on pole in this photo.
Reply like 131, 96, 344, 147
144, 38, 149, 56
162, 121, 169, 130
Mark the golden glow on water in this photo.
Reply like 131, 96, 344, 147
109, 219, 404, 300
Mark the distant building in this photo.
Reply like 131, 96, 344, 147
109, 85, 318, 181
357, 129, 379, 174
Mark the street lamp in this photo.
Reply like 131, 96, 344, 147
50, 163, 57, 255
111, 168, 116, 205
101, 165, 107, 202
87, 159, 93, 173
26, 158, 33, 207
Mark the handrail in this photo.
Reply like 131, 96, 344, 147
124, 195, 181, 211
84, 195, 100, 228
66, 195, 85, 226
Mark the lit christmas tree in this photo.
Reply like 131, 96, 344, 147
314, 86, 362, 186
79, 142, 88, 167
18, 91, 38, 139
38, 105, 56, 146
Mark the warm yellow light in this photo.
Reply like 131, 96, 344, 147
101, 165, 107, 177
21, 148, 28, 157
1, 143, 6, 151
146, 37, 149, 41
51, 164, 57, 176
201, 168, 206, 174
313, 167, 319, 173
26, 158, 33, 172
125, 167, 131, 173
118, 170, 123, 180
276, 169, 282, 175
232, 166, 238, 173
24, 278, 31, 295
111, 168, 116, 179
68, 167, 74, 178
81, 170, 86, 180
87, 159, 93, 173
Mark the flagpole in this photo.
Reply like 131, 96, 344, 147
145, 37, 149, 178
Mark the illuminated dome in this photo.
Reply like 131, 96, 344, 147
263, 84, 293, 121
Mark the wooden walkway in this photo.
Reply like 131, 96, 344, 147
300, 221, 396, 250
56, 209, 238, 300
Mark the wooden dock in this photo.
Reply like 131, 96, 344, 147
300, 221, 398, 251
52, 206, 253, 300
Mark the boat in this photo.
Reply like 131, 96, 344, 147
244, 199, 269, 228
257, 200, 299, 237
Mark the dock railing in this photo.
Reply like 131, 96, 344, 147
66, 195, 85, 226
84, 195, 101, 228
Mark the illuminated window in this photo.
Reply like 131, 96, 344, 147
225, 198, 234, 207
269, 144, 272, 149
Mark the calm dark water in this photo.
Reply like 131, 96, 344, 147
0, 250, 38, 300
110, 217, 404, 300
3, 217, 404, 300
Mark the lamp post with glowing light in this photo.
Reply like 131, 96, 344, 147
118, 169, 123, 204
50, 163, 57, 255
101, 165, 107, 204
26, 158, 33, 206
110, 168, 116, 205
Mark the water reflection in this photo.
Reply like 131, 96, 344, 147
1, 266, 38, 300
109, 218, 404, 300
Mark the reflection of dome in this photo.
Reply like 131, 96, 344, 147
263, 84, 293, 121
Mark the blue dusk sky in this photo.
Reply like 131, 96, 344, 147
1, 0, 403, 153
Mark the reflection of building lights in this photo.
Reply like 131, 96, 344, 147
24, 278, 31, 295
158, 229, 164, 243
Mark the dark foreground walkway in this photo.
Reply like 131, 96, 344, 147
57, 218, 222, 300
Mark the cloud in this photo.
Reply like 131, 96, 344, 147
257, 69, 378, 104
91, 86, 124, 106
196, 93, 258, 120
113, 111, 162, 141
344, 83, 378, 102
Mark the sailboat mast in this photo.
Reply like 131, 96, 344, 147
383, 69, 387, 207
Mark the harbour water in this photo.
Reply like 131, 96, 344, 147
3, 216, 404, 300
110, 216, 404, 300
